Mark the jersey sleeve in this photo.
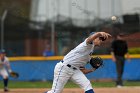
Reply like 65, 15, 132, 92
84, 38, 94, 46
4, 57, 11, 70
124, 41, 128, 53
111, 40, 115, 51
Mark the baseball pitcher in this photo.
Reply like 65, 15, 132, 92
45, 32, 111, 93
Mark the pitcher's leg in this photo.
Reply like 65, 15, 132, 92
71, 70, 94, 93
47, 63, 72, 93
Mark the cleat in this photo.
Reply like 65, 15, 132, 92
4, 87, 9, 92
117, 85, 123, 88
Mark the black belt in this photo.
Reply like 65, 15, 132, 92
61, 60, 77, 70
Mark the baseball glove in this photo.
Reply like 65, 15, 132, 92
99, 36, 106, 41
90, 56, 103, 69
10, 71, 19, 78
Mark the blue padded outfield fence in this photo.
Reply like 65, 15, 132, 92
0, 55, 140, 81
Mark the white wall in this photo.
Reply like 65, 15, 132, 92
30, 0, 140, 22
122, 0, 140, 14
30, 0, 48, 22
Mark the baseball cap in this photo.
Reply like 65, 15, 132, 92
0, 49, 6, 54
89, 32, 96, 36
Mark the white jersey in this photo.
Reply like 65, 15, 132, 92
0, 56, 10, 69
63, 38, 95, 68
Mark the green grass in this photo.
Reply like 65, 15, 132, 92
0, 81, 140, 89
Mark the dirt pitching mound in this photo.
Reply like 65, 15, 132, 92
0, 87, 140, 93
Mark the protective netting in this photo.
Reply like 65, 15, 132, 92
0, 0, 140, 56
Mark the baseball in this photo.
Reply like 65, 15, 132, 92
111, 16, 117, 21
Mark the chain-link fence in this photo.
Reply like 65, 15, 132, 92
0, 0, 140, 56
0, 13, 139, 56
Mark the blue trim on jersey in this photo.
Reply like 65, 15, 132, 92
85, 89, 94, 93
53, 65, 64, 93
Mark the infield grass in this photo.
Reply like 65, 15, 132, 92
0, 81, 140, 88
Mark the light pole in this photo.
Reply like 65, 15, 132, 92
51, 0, 56, 53
1, 10, 8, 50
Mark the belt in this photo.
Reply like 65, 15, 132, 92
61, 60, 77, 70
